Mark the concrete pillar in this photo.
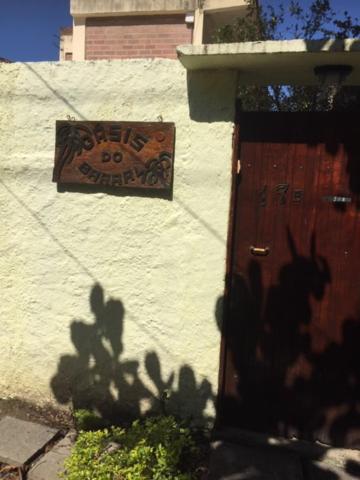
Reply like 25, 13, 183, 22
72, 17, 86, 61
193, 8, 204, 45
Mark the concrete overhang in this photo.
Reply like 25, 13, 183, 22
177, 39, 360, 85
70, 0, 197, 17
203, 0, 247, 13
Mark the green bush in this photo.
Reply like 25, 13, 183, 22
63, 415, 197, 480
73, 408, 107, 431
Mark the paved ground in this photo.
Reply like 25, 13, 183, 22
0, 417, 74, 480
27, 432, 76, 480
208, 440, 360, 480
0, 411, 359, 480
0, 417, 59, 467
209, 441, 303, 480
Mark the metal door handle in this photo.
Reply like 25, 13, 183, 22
250, 246, 270, 256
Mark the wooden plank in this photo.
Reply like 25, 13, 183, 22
220, 111, 360, 448
53, 121, 175, 190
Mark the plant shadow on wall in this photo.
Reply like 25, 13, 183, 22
216, 229, 360, 479
51, 283, 214, 426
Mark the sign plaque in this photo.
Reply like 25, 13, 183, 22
53, 121, 175, 190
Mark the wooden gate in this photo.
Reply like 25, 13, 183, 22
219, 112, 360, 448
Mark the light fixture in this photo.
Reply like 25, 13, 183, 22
185, 13, 195, 24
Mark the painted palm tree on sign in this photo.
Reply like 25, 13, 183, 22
53, 123, 94, 181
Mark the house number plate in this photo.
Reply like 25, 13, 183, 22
322, 195, 352, 203
53, 121, 175, 190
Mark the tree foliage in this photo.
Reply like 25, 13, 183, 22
213, 0, 360, 111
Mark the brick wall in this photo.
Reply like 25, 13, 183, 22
86, 15, 193, 60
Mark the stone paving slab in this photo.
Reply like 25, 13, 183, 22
0, 416, 59, 467
208, 441, 304, 480
28, 431, 76, 480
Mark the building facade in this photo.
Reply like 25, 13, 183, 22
1, 34, 360, 442
59, 0, 248, 61
59, 27, 73, 61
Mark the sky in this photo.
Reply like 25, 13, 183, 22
0, 0, 72, 62
0, 0, 360, 62
262, 0, 360, 38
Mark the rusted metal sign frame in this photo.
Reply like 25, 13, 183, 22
53, 121, 175, 191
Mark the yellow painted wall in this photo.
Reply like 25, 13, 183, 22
0, 59, 236, 423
